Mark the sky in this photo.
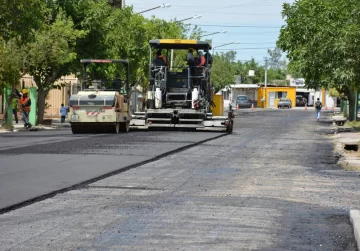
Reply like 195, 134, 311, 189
125, 0, 294, 65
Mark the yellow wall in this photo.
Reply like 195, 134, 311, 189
321, 88, 326, 106
257, 87, 296, 108
212, 94, 224, 116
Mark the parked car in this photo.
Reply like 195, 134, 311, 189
278, 98, 292, 109
236, 95, 251, 108
296, 97, 307, 106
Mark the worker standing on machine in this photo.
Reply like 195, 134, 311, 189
153, 50, 167, 67
196, 51, 206, 66
15, 89, 33, 129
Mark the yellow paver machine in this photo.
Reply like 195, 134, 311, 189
130, 39, 235, 133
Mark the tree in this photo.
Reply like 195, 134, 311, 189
60, 1, 187, 90
277, 0, 360, 120
25, 7, 85, 124
234, 58, 262, 84
0, 0, 47, 127
264, 47, 285, 70
0, 0, 44, 43
0, 39, 25, 127
211, 52, 236, 92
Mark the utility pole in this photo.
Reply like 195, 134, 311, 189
265, 58, 268, 89
264, 58, 269, 108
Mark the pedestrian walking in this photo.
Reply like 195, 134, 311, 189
11, 97, 19, 123
15, 89, 33, 129
315, 98, 322, 121
60, 103, 68, 123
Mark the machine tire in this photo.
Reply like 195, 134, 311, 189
71, 125, 81, 134
119, 121, 130, 132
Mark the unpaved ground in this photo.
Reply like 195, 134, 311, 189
0, 109, 359, 250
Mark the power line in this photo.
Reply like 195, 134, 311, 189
196, 25, 281, 28
220, 42, 276, 44
215, 47, 276, 50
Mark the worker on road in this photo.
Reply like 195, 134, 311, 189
60, 103, 69, 123
315, 98, 322, 121
15, 89, 33, 129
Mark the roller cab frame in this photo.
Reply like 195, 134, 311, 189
68, 59, 132, 134
130, 39, 234, 133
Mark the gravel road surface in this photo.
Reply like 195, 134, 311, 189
0, 109, 359, 251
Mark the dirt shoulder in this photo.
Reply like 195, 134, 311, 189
334, 132, 360, 171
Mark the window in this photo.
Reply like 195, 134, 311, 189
236, 96, 247, 101
276, 92, 287, 99
69, 94, 116, 107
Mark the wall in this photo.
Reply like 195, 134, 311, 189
257, 87, 296, 108
314, 89, 336, 109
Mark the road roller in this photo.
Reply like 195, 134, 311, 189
68, 59, 132, 134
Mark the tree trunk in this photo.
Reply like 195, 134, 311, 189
37, 86, 46, 125
2, 95, 12, 127
1, 87, 16, 128
347, 91, 356, 121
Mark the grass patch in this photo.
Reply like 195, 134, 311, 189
0, 122, 13, 131
345, 121, 360, 131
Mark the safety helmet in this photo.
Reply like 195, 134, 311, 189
22, 89, 28, 94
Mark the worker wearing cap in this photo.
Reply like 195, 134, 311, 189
15, 89, 32, 129
196, 51, 206, 66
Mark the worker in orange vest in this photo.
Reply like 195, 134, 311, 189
153, 50, 167, 67
15, 89, 33, 129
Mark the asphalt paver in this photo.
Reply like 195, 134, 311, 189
0, 109, 359, 250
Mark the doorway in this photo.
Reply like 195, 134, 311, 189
268, 92, 276, 108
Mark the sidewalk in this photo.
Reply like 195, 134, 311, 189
0, 118, 70, 132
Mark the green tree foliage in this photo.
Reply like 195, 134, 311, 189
277, 0, 360, 120
105, 12, 185, 88
60, 1, 186, 90
264, 47, 285, 70
0, 39, 25, 126
211, 52, 236, 92
234, 58, 262, 84
25, 7, 86, 123
0, 0, 46, 126
0, 0, 44, 42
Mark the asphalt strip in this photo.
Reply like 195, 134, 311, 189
0, 132, 228, 215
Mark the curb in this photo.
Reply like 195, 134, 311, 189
1, 124, 71, 133
350, 210, 360, 251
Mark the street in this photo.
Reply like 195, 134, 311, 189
0, 109, 359, 250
